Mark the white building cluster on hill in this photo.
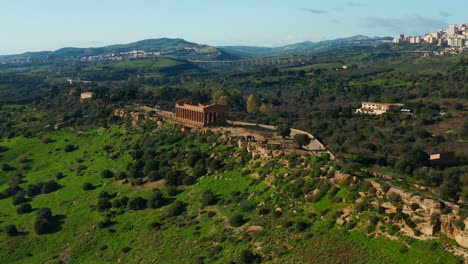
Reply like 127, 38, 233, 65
393, 24, 468, 47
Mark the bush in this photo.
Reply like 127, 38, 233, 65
101, 169, 114, 179
64, 144, 76, 152
55, 172, 64, 180
4, 225, 18, 236
201, 190, 218, 207
121, 246, 131, 253
399, 245, 409, 253
41, 180, 60, 194
295, 220, 309, 232
97, 192, 112, 211
16, 203, 32, 214
127, 196, 147, 210
239, 249, 262, 264
34, 208, 53, 234
41, 136, 52, 144
229, 213, 245, 227
147, 190, 165, 209
12, 191, 26, 205
97, 216, 113, 229
293, 134, 311, 149
37, 208, 52, 219
115, 172, 128, 180
410, 203, 420, 211
167, 201, 186, 217
239, 200, 254, 212
26, 184, 41, 197
83, 182, 94, 191
182, 176, 195, 186
167, 186, 179, 196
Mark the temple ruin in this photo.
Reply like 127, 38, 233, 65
174, 99, 227, 127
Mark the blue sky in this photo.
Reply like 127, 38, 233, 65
0, 0, 466, 54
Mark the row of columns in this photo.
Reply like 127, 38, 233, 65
176, 107, 225, 126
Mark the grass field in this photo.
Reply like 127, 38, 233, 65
0, 126, 463, 263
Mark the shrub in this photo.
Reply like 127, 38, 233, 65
41, 180, 60, 194
201, 190, 217, 207
12, 191, 26, 205
410, 203, 420, 211
4, 224, 18, 236
388, 192, 401, 202
453, 219, 465, 230
399, 245, 408, 253
26, 184, 41, 197
18, 155, 28, 164
101, 169, 114, 179
182, 176, 195, 186
121, 246, 131, 253
293, 134, 311, 149
55, 172, 65, 180
127, 196, 147, 210
193, 163, 207, 178
97, 216, 113, 229
258, 207, 269, 216
41, 136, 52, 144
16, 203, 32, 214
115, 172, 128, 180
97, 192, 112, 211
83, 182, 94, 191
239, 200, 254, 212
239, 249, 262, 264
64, 144, 76, 152
441, 206, 452, 214
147, 190, 165, 209
167, 201, 186, 217
37, 208, 52, 219
229, 213, 245, 227
34, 208, 53, 234
295, 220, 309, 232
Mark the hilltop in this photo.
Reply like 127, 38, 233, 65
1, 35, 393, 63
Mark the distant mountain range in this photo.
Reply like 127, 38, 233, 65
1, 35, 393, 62
218, 35, 393, 58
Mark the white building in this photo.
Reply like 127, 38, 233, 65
355, 102, 404, 115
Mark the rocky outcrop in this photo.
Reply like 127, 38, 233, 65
381, 184, 467, 248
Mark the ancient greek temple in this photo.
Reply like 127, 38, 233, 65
175, 99, 228, 127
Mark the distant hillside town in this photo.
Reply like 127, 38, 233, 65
393, 24, 468, 48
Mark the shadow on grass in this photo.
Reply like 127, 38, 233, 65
47, 214, 67, 234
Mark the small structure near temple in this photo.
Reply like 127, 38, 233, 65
174, 99, 227, 127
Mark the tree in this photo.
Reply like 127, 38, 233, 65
276, 125, 291, 138
167, 200, 186, 217
17, 203, 32, 214
246, 94, 259, 114
229, 213, 245, 227
41, 180, 60, 194
239, 249, 262, 264
97, 192, 112, 211
200, 190, 217, 207
293, 134, 311, 149
4, 225, 18, 236
83, 182, 94, 191
147, 190, 165, 209
34, 208, 53, 234
218, 95, 229, 106
127, 196, 147, 210
12, 191, 26, 205
101, 169, 114, 179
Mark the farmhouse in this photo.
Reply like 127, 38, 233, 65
80, 92, 95, 103
174, 99, 227, 127
355, 102, 404, 115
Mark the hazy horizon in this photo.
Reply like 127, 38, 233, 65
1, 0, 467, 55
